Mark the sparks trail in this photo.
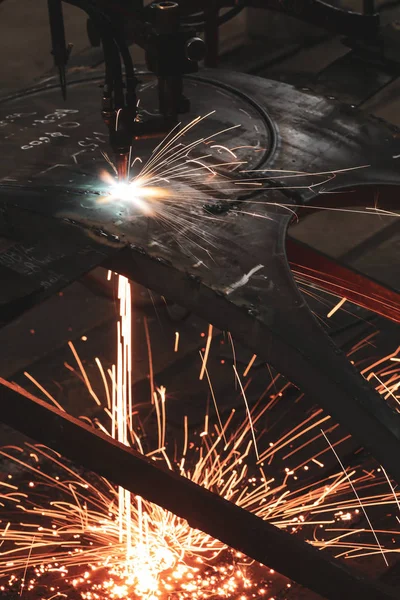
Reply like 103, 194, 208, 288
1, 279, 400, 598
360, 343, 400, 411
98, 113, 399, 239
98, 113, 252, 258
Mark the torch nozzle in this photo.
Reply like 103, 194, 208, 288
116, 153, 130, 182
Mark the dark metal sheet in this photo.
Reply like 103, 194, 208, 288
0, 217, 119, 327
313, 52, 397, 106
1, 72, 400, 493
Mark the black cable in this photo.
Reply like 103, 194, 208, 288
62, 0, 123, 103
62, 0, 138, 109
84, 0, 138, 108
102, 35, 124, 106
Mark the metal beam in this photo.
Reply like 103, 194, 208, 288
286, 238, 400, 323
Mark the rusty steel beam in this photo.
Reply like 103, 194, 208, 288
0, 377, 397, 600
286, 238, 400, 323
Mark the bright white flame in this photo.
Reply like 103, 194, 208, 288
110, 182, 138, 203
108, 181, 152, 214
100, 170, 170, 218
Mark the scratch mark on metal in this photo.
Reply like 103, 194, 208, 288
225, 264, 264, 295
